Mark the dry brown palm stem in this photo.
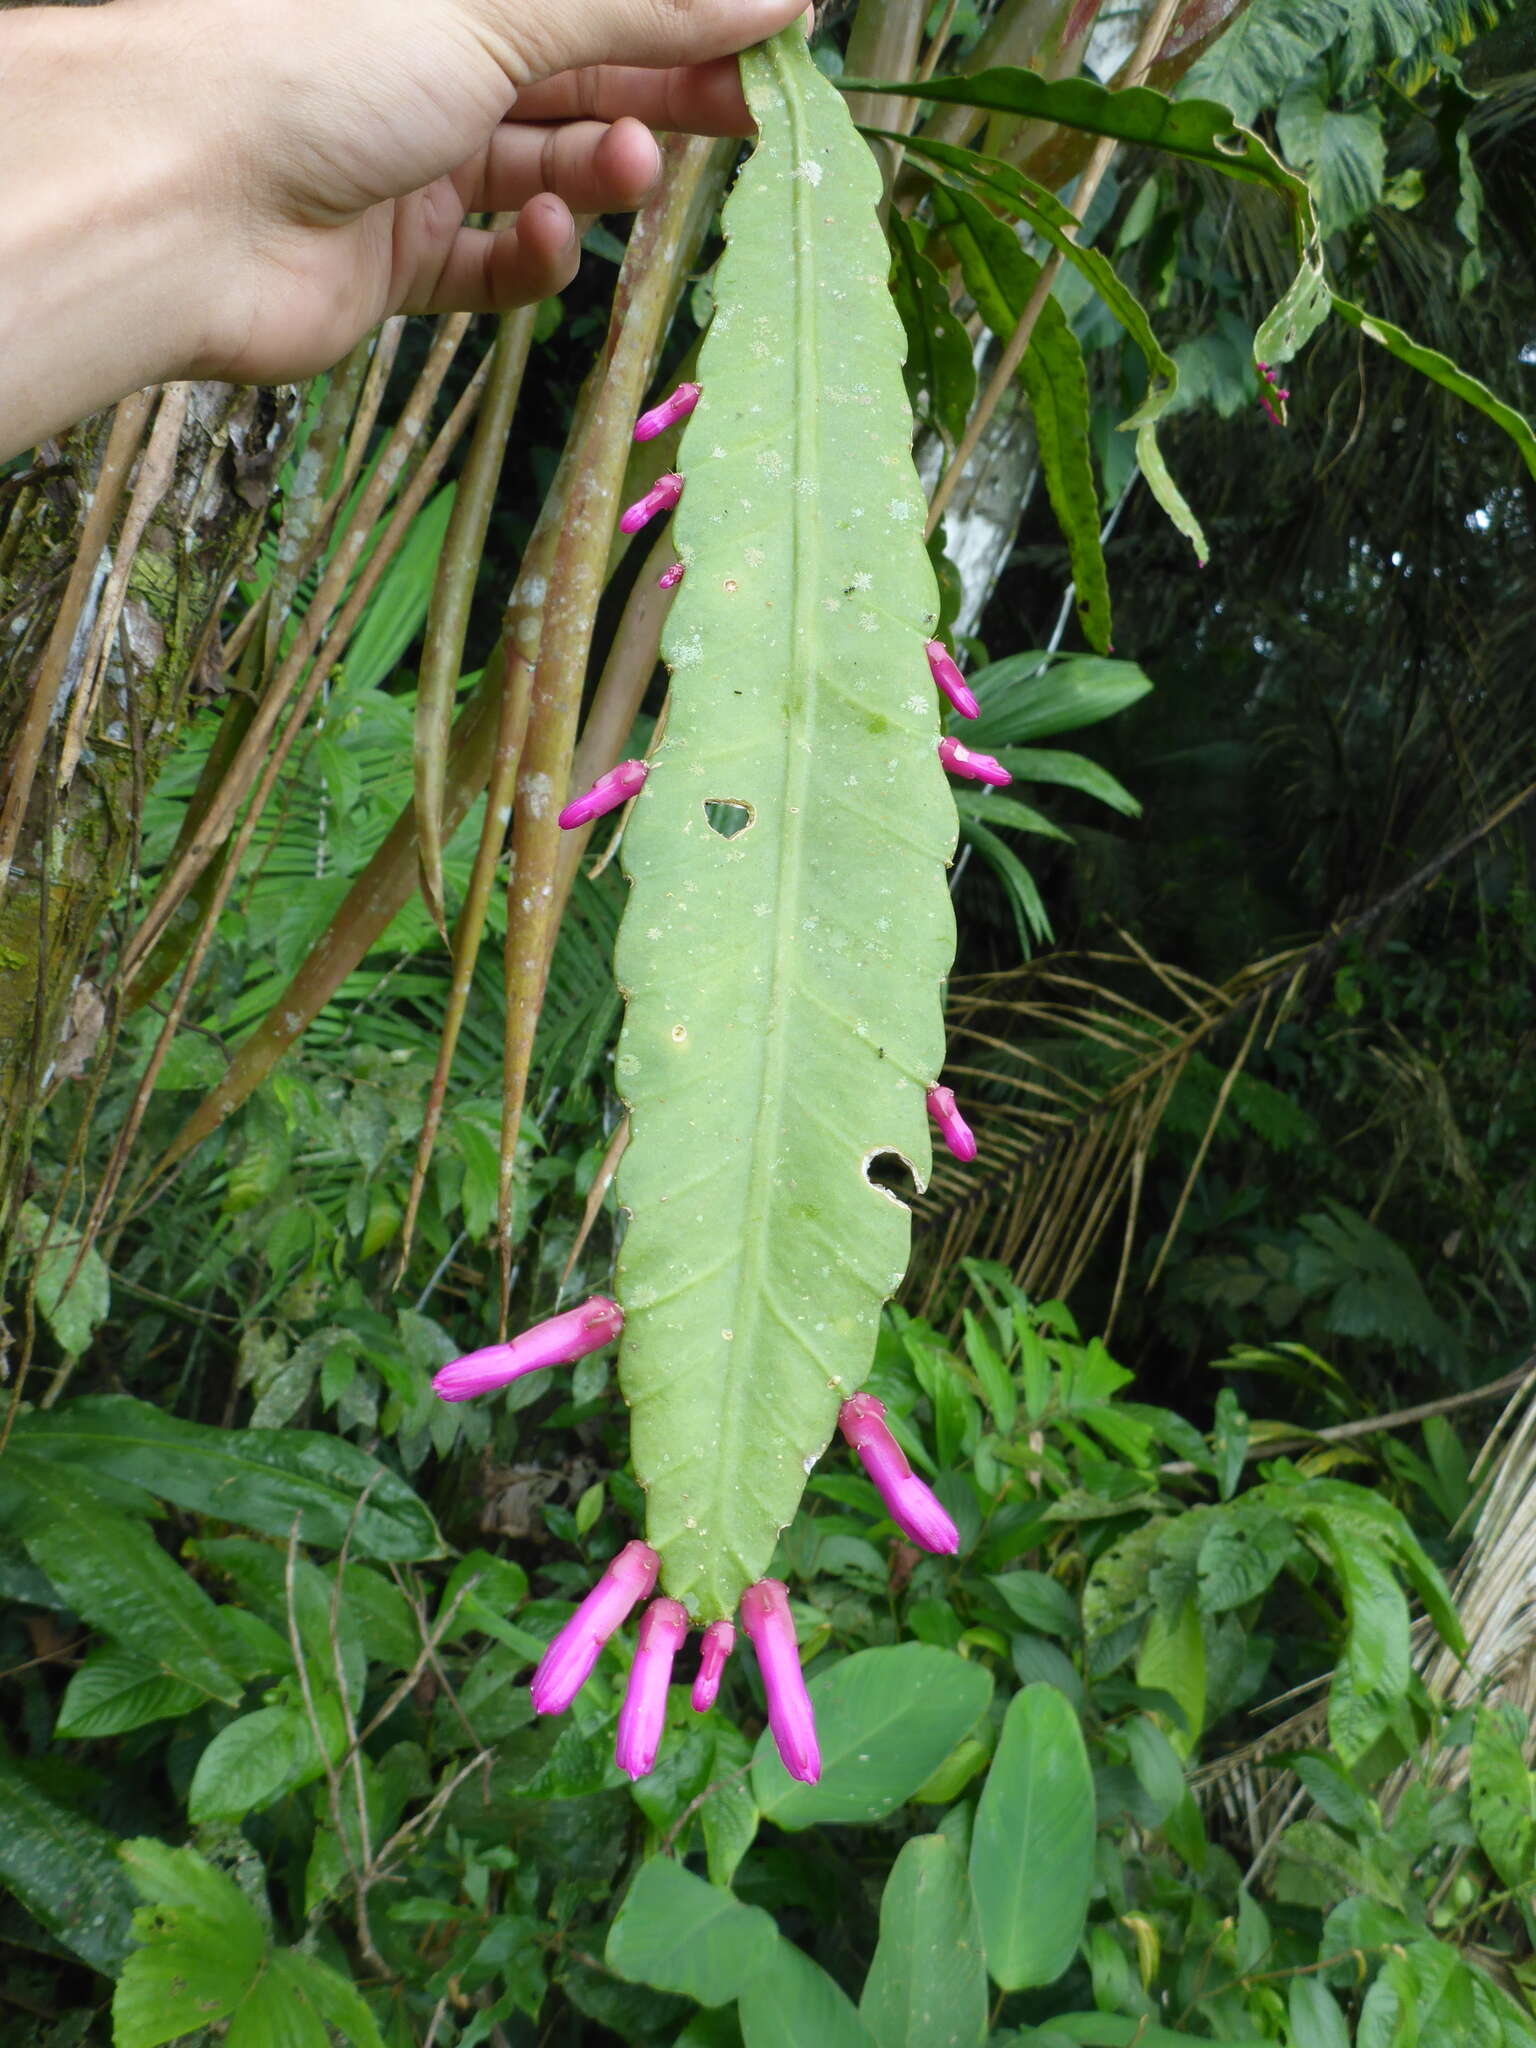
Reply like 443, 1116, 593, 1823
57, 385, 191, 788
94, 357, 490, 1238
393, 511, 557, 1272
121, 313, 472, 982
0, 388, 154, 892
551, 527, 677, 916
496, 135, 724, 1307
415, 306, 539, 937
926, 0, 1181, 538
261, 332, 377, 668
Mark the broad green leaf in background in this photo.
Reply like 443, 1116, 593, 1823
969, 1684, 1095, 1991
188, 1699, 344, 1826
606, 1857, 778, 2007
16, 1202, 110, 1359
1330, 295, 1536, 481
114, 1839, 384, 2048
968, 653, 1152, 745
1136, 1593, 1206, 1756
1289, 1977, 1352, 2048
14, 1394, 442, 1560
1038, 2020, 1254, 2047
1469, 1703, 1536, 1889
751, 1643, 993, 1826
613, 28, 958, 1618
860, 1835, 987, 2048
0, 1750, 136, 1973
1, 1455, 248, 1704
54, 1647, 204, 1740
739, 1938, 874, 2048
1276, 82, 1385, 236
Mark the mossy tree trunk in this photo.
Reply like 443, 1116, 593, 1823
0, 381, 298, 1312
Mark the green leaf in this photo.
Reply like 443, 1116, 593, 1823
989, 1570, 1078, 1639
1276, 84, 1385, 236
188, 1700, 343, 1825
751, 1644, 993, 1827
969, 1685, 1094, 1991
612, 29, 958, 1619
606, 1858, 778, 2007
1470, 1703, 1536, 1889
16, 1202, 110, 1359
890, 213, 975, 450
55, 1646, 204, 1739
114, 1840, 267, 2048
1182, 1, 1351, 126
14, 1394, 441, 1560
936, 188, 1110, 653
970, 653, 1152, 743
0, 1749, 136, 1972
1196, 1505, 1295, 1612
1039, 2020, 1254, 2048
1330, 297, 1536, 481
1289, 1978, 1351, 2048
1135, 1595, 1205, 1755
739, 1938, 874, 2048
860, 1835, 987, 2048
993, 747, 1140, 816
3, 1456, 247, 1704
844, 63, 1315, 211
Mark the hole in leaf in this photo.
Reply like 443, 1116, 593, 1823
704, 799, 755, 839
863, 1148, 920, 1208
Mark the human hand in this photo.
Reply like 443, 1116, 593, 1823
149, 0, 809, 385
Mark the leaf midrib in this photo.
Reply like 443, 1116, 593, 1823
720, 39, 825, 1576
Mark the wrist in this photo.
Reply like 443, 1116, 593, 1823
0, 3, 228, 452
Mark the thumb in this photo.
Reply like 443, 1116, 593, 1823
486, 0, 811, 83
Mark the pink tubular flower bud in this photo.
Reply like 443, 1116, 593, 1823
615, 1597, 689, 1779
838, 1393, 960, 1556
558, 759, 648, 832
938, 736, 1011, 787
657, 561, 686, 590
634, 383, 701, 443
433, 1295, 622, 1403
691, 1620, 735, 1713
619, 471, 683, 535
530, 1540, 660, 1716
925, 639, 979, 720
926, 1084, 977, 1165
740, 1580, 820, 1784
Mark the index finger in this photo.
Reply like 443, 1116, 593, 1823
508, 57, 760, 137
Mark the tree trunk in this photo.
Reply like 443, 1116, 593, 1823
0, 381, 298, 1309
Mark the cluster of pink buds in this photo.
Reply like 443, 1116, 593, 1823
1255, 360, 1291, 426
430, 1293, 972, 1782
558, 758, 648, 831
527, 1541, 818, 1784
657, 561, 686, 590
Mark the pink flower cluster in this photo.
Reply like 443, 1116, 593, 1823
432, 1295, 965, 1782
1256, 359, 1291, 426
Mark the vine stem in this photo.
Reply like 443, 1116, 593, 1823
925, 0, 1183, 539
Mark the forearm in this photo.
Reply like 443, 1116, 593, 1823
0, 4, 215, 460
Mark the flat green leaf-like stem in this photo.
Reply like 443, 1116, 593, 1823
614, 29, 958, 1619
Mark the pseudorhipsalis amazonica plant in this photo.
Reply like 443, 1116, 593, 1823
433, 26, 1009, 1786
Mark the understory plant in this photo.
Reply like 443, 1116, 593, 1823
5, 4, 1536, 2046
